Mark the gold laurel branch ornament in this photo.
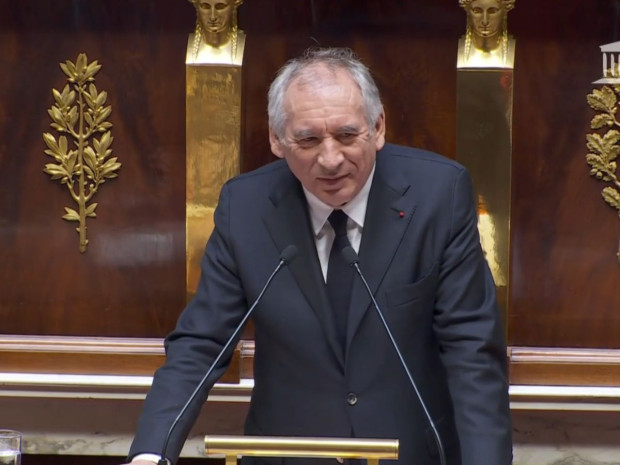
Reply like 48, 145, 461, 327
586, 84, 620, 264
43, 53, 121, 253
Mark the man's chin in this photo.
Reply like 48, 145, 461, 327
319, 192, 353, 208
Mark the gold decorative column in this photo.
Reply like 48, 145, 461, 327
186, 0, 245, 300
456, 0, 516, 326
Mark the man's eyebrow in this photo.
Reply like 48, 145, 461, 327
291, 129, 318, 139
335, 125, 361, 134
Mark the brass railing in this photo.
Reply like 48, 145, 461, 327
205, 435, 399, 465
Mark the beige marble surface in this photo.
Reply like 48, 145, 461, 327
0, 395, 247, 458
513, 410, 620, 465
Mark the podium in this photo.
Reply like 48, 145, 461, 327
205, 435, 399, 464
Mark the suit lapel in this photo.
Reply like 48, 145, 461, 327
263, 172, 345, 369
346, 163, 416, 352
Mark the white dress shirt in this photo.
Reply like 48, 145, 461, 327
303, 164, 375, 281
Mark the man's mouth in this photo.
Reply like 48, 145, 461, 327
319, 175, 347, 187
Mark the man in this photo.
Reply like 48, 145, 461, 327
127, 47, 512, 465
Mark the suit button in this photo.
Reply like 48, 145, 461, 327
346, 392, 358, 406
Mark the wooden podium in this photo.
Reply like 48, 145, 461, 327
205, 435, 399, 465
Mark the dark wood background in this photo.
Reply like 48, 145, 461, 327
1, 0, 619, 366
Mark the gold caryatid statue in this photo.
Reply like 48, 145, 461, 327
457, 0, 515, 68
456, 0, 516, 322
186, 0, 245, 65
185, 1, 245, 299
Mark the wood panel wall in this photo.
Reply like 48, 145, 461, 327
1, 0, 619, 383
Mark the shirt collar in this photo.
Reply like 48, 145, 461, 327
303, 164, 375, 236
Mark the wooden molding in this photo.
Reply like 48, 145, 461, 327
0, 335, 240, 384
243, 342, 620, 387
4, 338, 619, 388
509, 346, 620, 386
241, 342, 620, 387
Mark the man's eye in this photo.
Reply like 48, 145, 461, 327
338, 133, 357, 143
297, 137, 319, 147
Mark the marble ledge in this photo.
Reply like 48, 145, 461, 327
1, 373, 620, 464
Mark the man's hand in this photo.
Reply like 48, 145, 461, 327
121, 453, 163, 465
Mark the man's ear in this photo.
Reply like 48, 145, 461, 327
374, 110, 386, 151
269, 127, 285, 159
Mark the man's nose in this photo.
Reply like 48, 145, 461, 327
482, 11, 489, 25
210, 7, 217, 20
318, 139, 344, 171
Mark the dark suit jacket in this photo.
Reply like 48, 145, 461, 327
129, 143, 512, 465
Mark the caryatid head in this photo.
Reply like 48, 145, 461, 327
459, 0, 515, 50
189, 0, 243, 47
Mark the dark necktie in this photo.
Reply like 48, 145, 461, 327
325, 209, 354, 348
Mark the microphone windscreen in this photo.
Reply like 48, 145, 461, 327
280, 245, 299, 264
342, 245, 359, 265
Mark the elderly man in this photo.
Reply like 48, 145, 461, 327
127, 47, 512, 465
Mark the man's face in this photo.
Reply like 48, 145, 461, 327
468, 0, 503, 39
270, 66, 385, 208
196, 0, 233, 34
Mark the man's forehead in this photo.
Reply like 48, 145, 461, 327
282, 69, 362, 115
288, 65, 356, 94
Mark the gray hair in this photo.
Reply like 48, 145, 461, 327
267, 47, 384, 138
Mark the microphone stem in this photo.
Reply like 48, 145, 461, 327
352, 262, 447, 465
158, 258, 287, 464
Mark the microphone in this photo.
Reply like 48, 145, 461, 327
157, 245, 298, 465
342, 246, 446, 465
